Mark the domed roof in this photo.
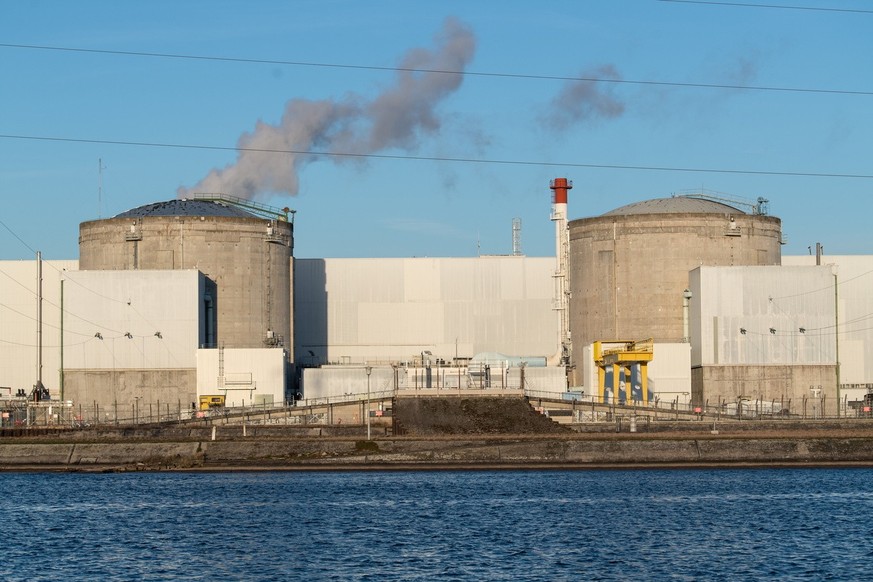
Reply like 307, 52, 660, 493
603, 196, 744, 216
114, 199, 257, 219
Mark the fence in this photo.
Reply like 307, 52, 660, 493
523, 389, 867, 420
3, 388, 870, 430
0, 398, 302, 428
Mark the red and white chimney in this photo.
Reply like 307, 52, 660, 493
550, 178, 572, 366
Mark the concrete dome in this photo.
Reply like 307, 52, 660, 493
603, 196, 744, 216
115, 199, 257, 219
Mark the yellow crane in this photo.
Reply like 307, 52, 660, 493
593, 339, 654, 405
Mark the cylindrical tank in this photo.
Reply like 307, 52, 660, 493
79, 199, 293, 353
568, 196, 782, 375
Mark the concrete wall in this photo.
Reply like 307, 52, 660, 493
7, 433, 873, 468
294, 256, 558, 366
196, 348, 288, 407
568, 211, 782, 385
303, 366, 415, 401
79, 214, 293, 355
63, 368, 196, 420
691, 364, 837, 407
0, 259, 78, 398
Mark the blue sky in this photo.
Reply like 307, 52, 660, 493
1, 0, 871, 260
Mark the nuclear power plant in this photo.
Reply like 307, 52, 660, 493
2, 180, 872, 425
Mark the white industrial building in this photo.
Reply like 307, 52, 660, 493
293, 256, 568, 400
4, 251, 867, 413
689, 265, 837, 406
294, 256, 559, 365
60, 269, 203, 413
196, 348, 288, 408
782, 255, 873, 404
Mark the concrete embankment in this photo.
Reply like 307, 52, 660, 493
4, 397, 873, 471
4, 433, 873, 471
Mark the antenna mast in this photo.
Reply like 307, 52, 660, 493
98, 158, 106, 218
512, 218, 522, 256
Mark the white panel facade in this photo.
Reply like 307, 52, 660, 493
196, 348, 287, 407
783, 255, 873, 400
63, 270, 204, 370
295, 256, 558, 366
647, 343, 692, 398
0, 259, 78, 397
690, 266, 836, 367
302, 364, 567, 402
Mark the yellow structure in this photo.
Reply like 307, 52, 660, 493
199, 395, 226, 411
593, 339, 654, 405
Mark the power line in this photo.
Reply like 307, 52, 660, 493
1, 215, 137, 306
0, 217, 163, 334
0, 216, 37, 254
0, 42, 870, 97
658, 0, 873, 14
1, 133, 871, 180
0, 301, 98, 338
769, 267, 873, 300
0, 337, 94, 349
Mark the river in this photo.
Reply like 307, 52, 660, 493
1, 468, 870, 580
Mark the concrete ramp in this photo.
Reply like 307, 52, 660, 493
393, 396, 569, 435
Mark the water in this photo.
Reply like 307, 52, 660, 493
1, 468, 872, 580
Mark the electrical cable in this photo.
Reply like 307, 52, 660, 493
769, 267, 873, 300
0, 42, 870, 97
1, 133, 871, 180
658, 0, 873, 14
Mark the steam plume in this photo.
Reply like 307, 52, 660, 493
542, 65, 625, 129
179, 17, 475, 200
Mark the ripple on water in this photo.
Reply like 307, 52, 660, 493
0, 468, 871, 580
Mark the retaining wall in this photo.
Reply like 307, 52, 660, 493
4, 435, 873, 470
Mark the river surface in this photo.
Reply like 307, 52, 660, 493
1, 468, 871, 580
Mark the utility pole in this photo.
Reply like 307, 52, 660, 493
365, 366, 372, 441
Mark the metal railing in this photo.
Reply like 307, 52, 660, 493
522, 390, 867, 421
3, 389, 869, 431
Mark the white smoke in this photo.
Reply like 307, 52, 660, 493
179, 17, 475, 200
542, 64, 625, 129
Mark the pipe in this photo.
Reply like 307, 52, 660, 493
683, 289, 692, 343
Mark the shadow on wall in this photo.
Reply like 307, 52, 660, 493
294, 259, 327, 372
